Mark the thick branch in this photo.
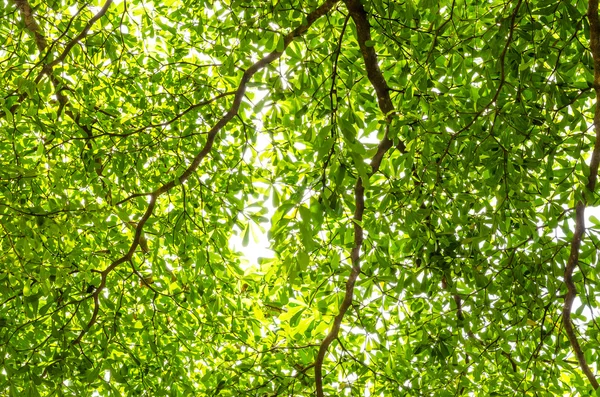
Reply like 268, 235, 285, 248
562, 204, 597, 388
588, 0, 600, 192
344, 0, 398, 165
561, 0, 600, 389
72, 0, 339, 346
314, 1, 399, 395
13, 0, 47, 51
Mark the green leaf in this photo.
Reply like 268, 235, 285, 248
276, 35, 285, 52
298, 250, 310, 272
242, 224, 250, 247
330, 252, 340, 270
0, 0, 596, 394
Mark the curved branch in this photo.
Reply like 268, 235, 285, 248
563, 204, 597, 388
125, 91, 237, 136
71, 0, 339, 346
561, 0, 600, 390
13, 0, 47, 51
588, 0, 600, 193
6, 0, 113, 117
436, 0, 522, 166
314, 0, 400, 395
85, 90, 238, 140
46, 0, 114, 68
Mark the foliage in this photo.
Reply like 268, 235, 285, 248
2, 0, 600, 395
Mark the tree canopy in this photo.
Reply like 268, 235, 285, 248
3, 0, 600, 395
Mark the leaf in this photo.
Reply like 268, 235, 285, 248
242, 224, 250, 247
330, 252, 340, 270
351, 152, 370, 188
85, 366, 102, 382
298, 250, 310, 272
276, 35, 285, 52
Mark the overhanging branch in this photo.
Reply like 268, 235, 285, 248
71, 0, 339, 345
561, 0, 600, 389
46, 0, 113, 68
314, 0, 402, 395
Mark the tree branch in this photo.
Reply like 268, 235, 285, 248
71, 0, 339, 346
13, 0, 47, 51
7, 0, 113, 116
46, 0, 114, 68
588, 0, 600, 193
562, 204, 597, 388
561, 0, 600, 389
314, 0, 400, 394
